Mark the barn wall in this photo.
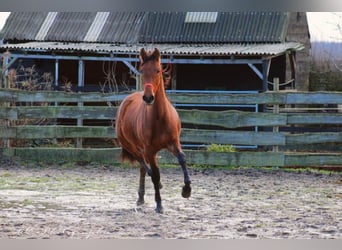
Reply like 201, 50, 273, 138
58, 60, 135, 92
286, 12, 311, 91
175, 56, 287, 92
176, 64, 262, 91
6, 53, 288, 94
268, 55, 287, 90
4, 58, 55, 89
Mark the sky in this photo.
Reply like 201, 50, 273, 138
307, 12, 342, 42
0, 12, 10, 30
1, 12, 342, 42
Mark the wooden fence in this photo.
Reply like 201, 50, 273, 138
0, 89, 341, 167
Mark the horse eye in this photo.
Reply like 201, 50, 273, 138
156, 69, 161, 74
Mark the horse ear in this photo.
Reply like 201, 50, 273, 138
140, 48, 147, 63
153, 48, 160, 60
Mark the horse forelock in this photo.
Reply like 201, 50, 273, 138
140, 48, 161, 66
140, 54, 159, 67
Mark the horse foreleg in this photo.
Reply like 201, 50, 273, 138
148, 156, 163, 213
137, 164, 146, 206
176, 150, 192, 199
151, 167, 163, 213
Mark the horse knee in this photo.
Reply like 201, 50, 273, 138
177, 151, 186, 166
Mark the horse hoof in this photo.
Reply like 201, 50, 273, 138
182, 185, 191, 198
155, 206, 164, 214
136, 198, 145, 206
155, 202, 163, 213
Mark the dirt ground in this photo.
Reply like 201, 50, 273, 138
0, 159, 341, 239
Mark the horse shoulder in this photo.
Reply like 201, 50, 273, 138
167, 103, 181, 126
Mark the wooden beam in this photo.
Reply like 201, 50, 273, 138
248, 63, 263, 80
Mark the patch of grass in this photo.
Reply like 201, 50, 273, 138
22, 198, 33, 206
27, 176, 51, 183
1, 172, 12, 178
207, 143, 236, 153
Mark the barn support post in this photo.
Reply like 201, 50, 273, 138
53, 59, 59, 145
248, 63, 263, 80
273, 78, 280, 154
2, 55, 9, 89
262, 59, 271, 92
122, 60, 140, 75
77, 59, 84, 148
1, 54, 18, 86
136, 74, 141, 90
171, 64, 177, 90
1, 54, 10, 148
288, 52, 296, 89
55, 59, 59, 89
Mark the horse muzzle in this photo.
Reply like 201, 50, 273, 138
143, 83, 155, 105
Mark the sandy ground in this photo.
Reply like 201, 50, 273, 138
0, 160, 341, 239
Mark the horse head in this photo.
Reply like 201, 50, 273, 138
139, 48, 163, 105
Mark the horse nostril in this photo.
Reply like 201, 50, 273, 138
143, 95, 155, 104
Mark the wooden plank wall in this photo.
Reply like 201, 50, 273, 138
1, 89, 341, 167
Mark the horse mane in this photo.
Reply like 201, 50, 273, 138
162, 63, 172, 89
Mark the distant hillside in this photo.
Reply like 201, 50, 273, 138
311, 41, 342, 60
311, 41, 342, 71
309, 41, 342, 91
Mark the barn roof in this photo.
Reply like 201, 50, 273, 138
2, 12, 290, 44
0, 12, 304, 59
1, 41, 303, 57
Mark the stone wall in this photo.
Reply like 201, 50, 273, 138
286, 12, 312, 91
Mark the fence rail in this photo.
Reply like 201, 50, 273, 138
1, 89, 342, 104
1, 89, 342, 167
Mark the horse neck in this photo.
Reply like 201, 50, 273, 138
153, 79, 169, 115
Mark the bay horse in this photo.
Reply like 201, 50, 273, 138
115, 48, 191, 213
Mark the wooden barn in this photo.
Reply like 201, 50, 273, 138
0, 12, 310, 94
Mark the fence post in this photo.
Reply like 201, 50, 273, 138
273, 78, 280, 153
1, 54, 10, 148
77, 59, 84, 148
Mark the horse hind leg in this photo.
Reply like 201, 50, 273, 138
138, 159, 152, 177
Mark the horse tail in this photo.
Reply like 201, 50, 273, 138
120, 148, 137, 164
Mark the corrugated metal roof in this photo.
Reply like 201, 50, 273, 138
45, 12, 97, 42
35, 12, 58, 40
140, 12, 289, 43
1, 12, 290, 44
97, 12, 146, 43
0, 41, 304, 56
1, 12, 48, 41
84, 12, 110, 42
